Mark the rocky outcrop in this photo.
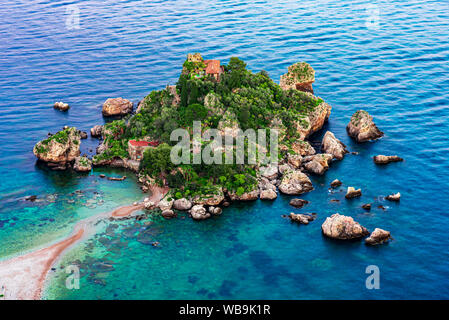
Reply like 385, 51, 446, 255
228, 189, 259, 201
289, 198, 309, 208
347, 110, 383, 142
321, 131, 348, 160
287, 154, 302, 169
260, 189, 277, 200
158, 197, 174, 211
193, 189, 224, 206
33, 127, 81, 170
279, 62, 315, 93
102, 98, 133, 117
90, 125, 103, 138
291, 141, 316, 156
289, 213, 316, 225
345, 187, 362, 199
303, 154, 333, 175
260, 165, 278, 180
365, 228, 392, 245
54, 101, 69, 111
190, 205, 210, 220
73, 156, 92, 172
321, 213, 369, 240
373, 155, 403, 165
173, 198, 192, 211
143, 198, 155, 210
296, 100, 332, 139
208, 206, 222, 215
386, 192, 401, 201
279, 170, 313, 195
330, 179, 342, 188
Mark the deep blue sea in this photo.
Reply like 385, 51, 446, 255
1, 0, 449, 299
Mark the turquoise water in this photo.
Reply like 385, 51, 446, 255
1, 0, 449, 299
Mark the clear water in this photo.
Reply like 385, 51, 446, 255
1, 0, 449, 299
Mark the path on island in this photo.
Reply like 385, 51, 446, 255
0, 186, 168, 300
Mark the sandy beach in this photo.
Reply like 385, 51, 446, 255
0, 186, 167, 300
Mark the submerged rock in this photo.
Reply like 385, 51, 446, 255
303, 154, 333, 175
373, 155, 404, 164
54, 101, 70, 111
190, 205, 210, 220
321, 213, 369, 240
289, 212, 316, 225
365, 228, 392, 245
173, 198, 192, 211
330, 179, 342, 188
73, 156, 92, 172
161, 209, 176, 219
279, 170, 314, 195
345, 187, 362, 199
289, 198, 309, 208
102, 97, 133, 117
347, 110, 384, 143
386, 192, 401, 201
321, 131, 348, 160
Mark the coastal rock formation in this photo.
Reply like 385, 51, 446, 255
79, 131, 88, 139
90, 125, 103, 138
279, 170, 313, 195
297, 100, 332, 139
161, 210, 176, 219
173, 198, 192, 211
373, 155, 404, 164
190, 205, 210, 220
386, 192, 401, 201
102, 98, 133, 117
143, 199, 155, 210
260, 165, 278, 180
260, 189, 277, 200
330, 179, 342, 188
158, 197, 174, 211
347, 110, 384, 142
73, 156, 92, 172
321, 131, 348, 160
345, 187, 362, 199
289, 198, 309, 208
208, 206, 222, 215
280, 62, 315, 93
303, 154, 333, 175
54, 101, 69, 111
193, 189, 224, 206
33, 127, 81, 170
362, 203, 372, 211
365, 228, 392, 245
228, 189, 259, 201
289, 213, 316, 225
287, 154, 303, 169
291, 141, 316, 156
321, 213, 369, 240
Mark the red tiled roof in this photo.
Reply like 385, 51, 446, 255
204, 60, 221, 74
129, 140, 150, 147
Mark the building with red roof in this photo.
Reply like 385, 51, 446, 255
204, 59, 224, 81
128, 140, 159, 160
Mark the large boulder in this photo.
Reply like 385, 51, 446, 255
321, 131, 348, 160
345, 187, 362, 199
303, 154, 333, 175
347, 110, 384, 143
190, 205, 210, 220
365, 228, 392, 245
289, 213, 316, 225
289, 198, 309, 208
33, 127, 81, 170
260, 189, 277, 200
373, 155, 403, 164
73, 156, 92, 172
321, 213, 369, 240
228, 189, 259, 201
102, 98, 133, 117
260, 165, 278, 180
90, 125, 104, 138
54, 101, 70, 111
386, 192, 401, 201
279, 62, 315, 93
158, 197, 174, 211
279, 170, 313, 195
173, 198, 192, 211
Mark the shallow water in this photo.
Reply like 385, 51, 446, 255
1, 0, 449, 299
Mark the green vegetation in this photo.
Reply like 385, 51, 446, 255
34, 127, 79, 154
97, 55, 323, 197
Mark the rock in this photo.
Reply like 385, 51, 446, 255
193, 189, 224, 206
321, 131, 348, 160
260, 165, 278, 180
287, 154, 303, 169
345, 187, 362, 199
365, 228, 392, 245
161, 210, 176, 219
143, 199, 155, 210
73, 156, 92, 172
373, 155, 404, 165
279, 170, 313, 195
386, 192, 401, 201
289, 198, 309, 208
190, 205, 210, 220
330, 179, 342, 188
291, 140, 316, 156
33, 127, 81, 170
25, 195, 37, 202
321, 213, 369, 240
79, 131, 88, 139
99, 174, 106, 178
279, 163, 293, 175
102, 98, 133, 117
90, 125, 104, 138
222, 201, 230, 207
208, 206, 222, 215
362, 203, 372, 211
289, 212, 316, 225
158, 197, 174, 211
279, 62, 315, 93
228, 189, 259, 201
54, 101, 69, 111
347, 110, 384, 142
260, 189, 277, 200
173, 198, 192, 211
303, 154, 333, 175
107, 176, 126, 181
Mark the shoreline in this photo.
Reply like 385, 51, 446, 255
0, 186, 167, 300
